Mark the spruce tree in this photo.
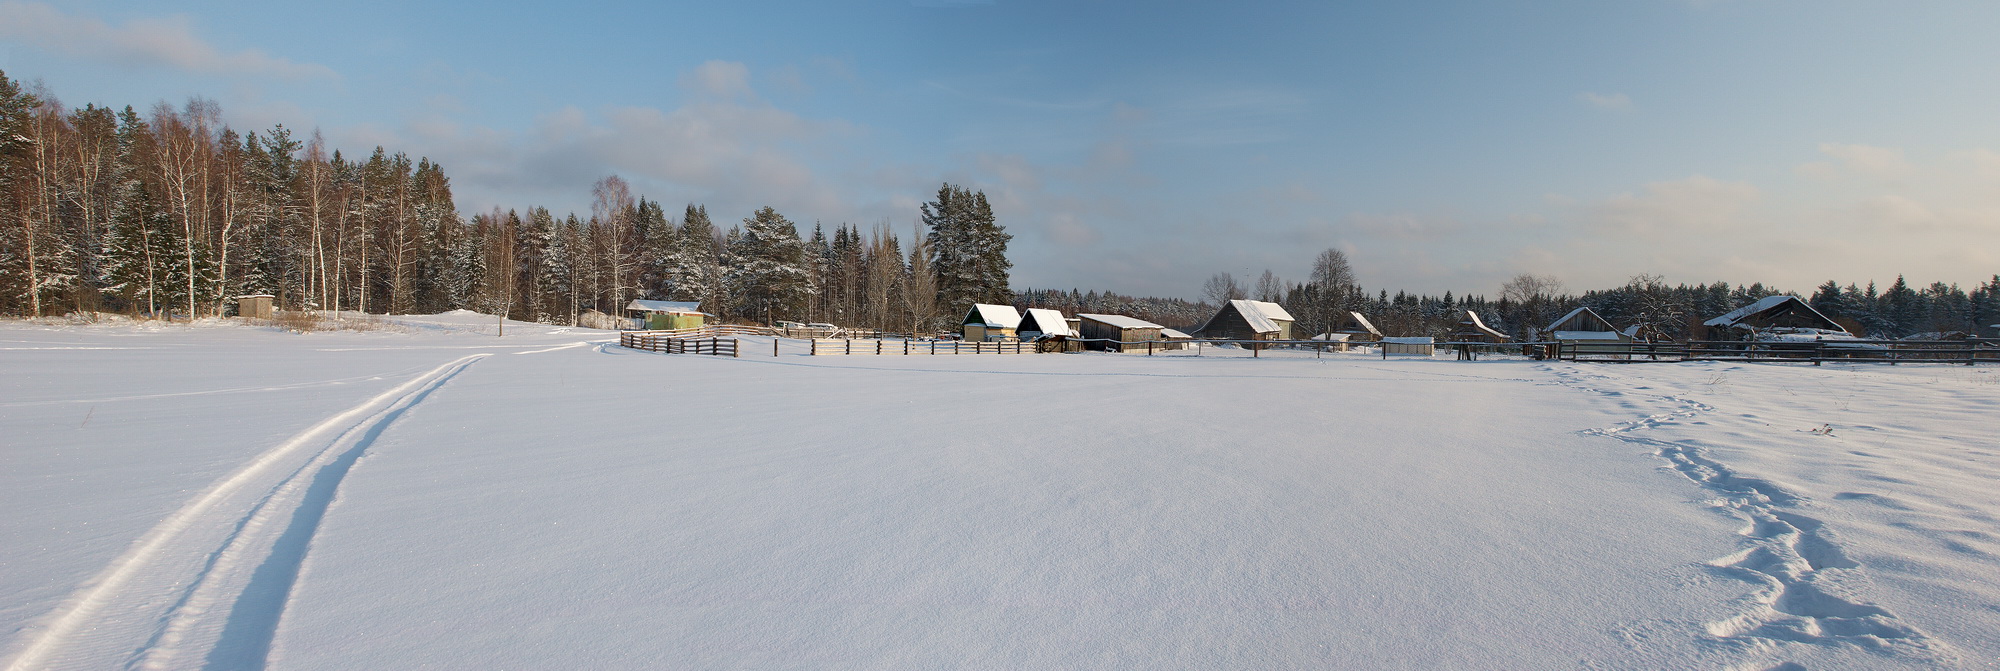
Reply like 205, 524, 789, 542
921, 183, 1011, 317
727, 206, 814, 324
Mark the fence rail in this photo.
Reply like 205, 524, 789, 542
1551, 338, 1999, 365
619, 331, 740, 357
809, 338, 1033, 355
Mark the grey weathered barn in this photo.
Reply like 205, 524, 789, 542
1703, 295, 1848, 337
1193, 300, 1295, 340
1078, 313, 1165, 352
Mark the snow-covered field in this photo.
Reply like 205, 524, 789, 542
3, 313, 1997, 670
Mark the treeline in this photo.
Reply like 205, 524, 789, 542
1013, 288, 1211, 330
1210, 256, 2000, 341
0, 72, 1014, 330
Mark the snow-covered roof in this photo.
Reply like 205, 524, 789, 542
626, 299, 705, 314
1018, 308, 1077, 337
1222, 299, 1294, 334
1078, 313, 1163, 330
963, 304, 1022, 328
1382, 336, 1434, 344
1458, 311, 1511, 340
1160, 328, 1193, 339
1546, 307, 1617, 334
1310, 333, 1352, 341
1342, 312, 1383, 337
1703, 295, 1844, 333
235, 294, 275, 299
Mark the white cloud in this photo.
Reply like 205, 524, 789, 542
1591, 175, 1758, 235
681, 60, 753, 100
0, 1, 335, 80
1577, 92, 1632, 111
1801, 143, 1912, 179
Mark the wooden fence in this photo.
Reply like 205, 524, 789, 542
1552, 339, 1999, 365
619, 331, 740, 357
809, 339, 1033, 355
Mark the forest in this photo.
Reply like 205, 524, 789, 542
4, 70, 1997, 340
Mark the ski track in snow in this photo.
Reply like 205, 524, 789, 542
1, 354, 488, 671
1546, 363, 1957, 667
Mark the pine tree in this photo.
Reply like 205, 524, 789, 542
922, 183, 1011, 317
727, 206, 814, 324
662, 204, 723, 311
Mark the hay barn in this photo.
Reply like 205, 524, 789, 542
1078, 313, 1164, 353
1194, 300, 1295, 340
962, 304, 1022, 341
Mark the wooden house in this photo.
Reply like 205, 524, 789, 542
235, 294, 275, 319
1193, 300, 1296, 341
1703, 296, 1848, 339
1452, 311, 1512, 343
962, 303, 1022, 341
1078, 313, 1164, 352
1335, 311, 1383, 342
626, 300, 708, 330
1545, 307, 1632, 345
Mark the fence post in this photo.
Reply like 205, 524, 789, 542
775, 338, 780, 357
1254, 341, 1259, 358
1147, 340, 1153, 356
811, 339, 818, 356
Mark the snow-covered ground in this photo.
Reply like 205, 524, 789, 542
3, 314, 1996, 670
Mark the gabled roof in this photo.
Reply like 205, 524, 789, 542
1457, 311, 1511, 340
1204, 299, 1293, 334
1339, 311, 1383, 337
627, 299, 706, 315
963, 303, 1022, 328
1078, 313, 1163, 330
1546, 307, 1617, 334
1310, 333, 1352, 341
1018, 308, 1077, 337
1160, 328, 1193, 339
1703, 295, 1845, 333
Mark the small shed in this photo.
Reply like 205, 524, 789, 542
1017, 308, 1077, 339
1703, 295, 1848, 338
1160, 328, 1194, 351
1452, 311, 1512, 343
1309, 332, 1352, 352
1078, 313, 1164, 352
1193, 299, 1296, 340
1381, 336, 1435, 356
1545, 307, 1632, 345
236, 294, 275, 319
627, 300, 708, 330
962, 303, 1022, 341
1335, 311, 1383, 342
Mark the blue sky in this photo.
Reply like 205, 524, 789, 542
5, 0, 1998, 298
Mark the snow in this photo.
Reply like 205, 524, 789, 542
1160, 328, 1192, 339
1225, 300, 1289, 334
1019, 308, 1077, 337
4, 315, 1999, 670
1308, 332, 1351, 341
625, 299, 705, 315
1554, 330, 1627, 342
1076, 313, 1162, 330
965, 304, 1022, 329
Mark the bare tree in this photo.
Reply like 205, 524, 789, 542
1498, 273, 1564, 304
904, 222, 938, 335
1254, 269, 1282, 302
1203, 272, 1245, 306
591, 175, 637, 313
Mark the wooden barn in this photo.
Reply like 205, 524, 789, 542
1309, 332, 1352, 352
1017, 308, 1077, 339
1078, 313, 1164, 352
962, 303, 1022, 341
1160, 328, 1194, 351
1335, 311, 1383, 342
1452, 311, 1511, 343
626, 300, 707, 330
1545, 307, 1632, 345
1193, 300, 1296, 341
1703, 295, 1848, 338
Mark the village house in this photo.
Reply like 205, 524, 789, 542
962, 304, 1022, 341
1194, 300, 1296, 341
626, 300, 707, 330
